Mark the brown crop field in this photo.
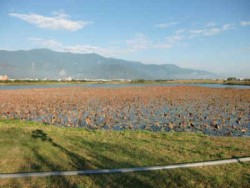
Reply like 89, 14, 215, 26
0, 86, 249, 136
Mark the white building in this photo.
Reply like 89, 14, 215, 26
0, 75, 8, 80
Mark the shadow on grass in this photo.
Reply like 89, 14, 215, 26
9, 129, 91, 187
29, 129, 156, 187
76, 139, 210, 187
31, 129, 53, 142
31, 129, 92, 170
8, 129, 247, 187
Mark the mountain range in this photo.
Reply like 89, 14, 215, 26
0, 49, 216, 80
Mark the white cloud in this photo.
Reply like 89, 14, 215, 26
29, 34, 178, 57
165, 35, 184, 42
9, 11, 92, 31
153, 43, 172, 49
204, 28, 221, 36
125, 34, 185, 50
154, 35, 185, 49
125, 34, 152, 51
51, 9, 69, 18
156, 22, 178, 28
189, 24, 233, 37
28, 37, 133, 57
29, 37, 62, 48
27, 21, 235, 56
222, 24, 233, 30
29, 34, 155, 56
189, 29, 204, 35
240, 21, 250, 26
63, 45, 129, 56
205, 22, 216, 27
145, 22, 232, 49
175, 29, 185, 35
59, 69, 67, 77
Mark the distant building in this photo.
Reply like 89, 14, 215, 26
0, 75, 8, 80
65, 76, 72, 81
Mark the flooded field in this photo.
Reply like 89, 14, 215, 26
0, 86, 249, 136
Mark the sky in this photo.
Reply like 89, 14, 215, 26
0, 0, 250, 78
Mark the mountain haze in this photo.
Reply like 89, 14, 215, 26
0, 49, 215, 80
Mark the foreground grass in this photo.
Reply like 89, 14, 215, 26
0, 120, 249, 187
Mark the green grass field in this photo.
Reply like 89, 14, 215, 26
0, 119, 250, 187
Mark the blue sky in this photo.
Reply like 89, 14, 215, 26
0, 0, 250, 77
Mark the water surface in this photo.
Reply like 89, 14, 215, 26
1, 83, 250, 90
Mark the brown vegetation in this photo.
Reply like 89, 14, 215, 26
0, 86, 249, 136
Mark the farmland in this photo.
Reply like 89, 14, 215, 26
0, 86, 249, 136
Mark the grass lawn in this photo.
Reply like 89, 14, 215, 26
0, 119, 249, 187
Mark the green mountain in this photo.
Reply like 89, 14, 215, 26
0, 49, 215, 79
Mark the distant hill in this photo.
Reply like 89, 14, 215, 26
0, 49, 216, 80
